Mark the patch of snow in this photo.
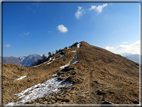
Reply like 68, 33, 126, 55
5, 102, 15, 106
52, 73, 57, 76
77, 43, 81, 48
47, 54, 65, 65
49, 57, 52, 60
17, 75, 27, 80
19, 57, 25, 62
32, 57, 53, 67
60, 62, 70, 69
6, 75, 72, 106
72, 50, 77, 53
60, 50, 77, 69
32, 61, 47, 67
47, 58, 55, 65
73, 61, 78, 64
31, 49, 78, 68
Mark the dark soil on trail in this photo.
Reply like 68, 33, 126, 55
2, 41, 140, 105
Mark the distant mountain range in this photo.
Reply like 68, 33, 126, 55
120, 53, 140, 64
2, 52, 140, 67
3, 54, 43, 67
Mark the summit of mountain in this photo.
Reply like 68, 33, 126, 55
3, 41, 139, 105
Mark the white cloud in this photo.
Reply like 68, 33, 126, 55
89, 5, 96, 10
33, 10, 36, 13
105, 46, 114, 50
75, 4, 107, 19
20, 32, 30, 36
122, 42, 128, 44
105, 40, 140, 55
4, 44, 10, 47
109, 3, 113, 6
29, 7, 36, 13
75, 6, 85, 19
24, 32, 30, 35
89, 3, 108, 13
48, 31, 52, 33
57, 24, 68, 33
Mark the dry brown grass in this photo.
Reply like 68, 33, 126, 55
71, 41, 139, 104
3, 46, 77, 104
3, 63, 57, 104
2, 41, 140, 105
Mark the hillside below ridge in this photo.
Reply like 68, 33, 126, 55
3, 41, 139, 106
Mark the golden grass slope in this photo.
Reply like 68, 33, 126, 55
2, 41, 140, 105
2, 47, 76, 104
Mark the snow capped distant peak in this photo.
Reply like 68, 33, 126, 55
19, 56, 25, 62
19, 57, 23, 59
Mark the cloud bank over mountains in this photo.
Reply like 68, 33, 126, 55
105, 40, 140, 55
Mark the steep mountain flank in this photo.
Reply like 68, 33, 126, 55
74, 41, 139, 104
3, 41, 139, 106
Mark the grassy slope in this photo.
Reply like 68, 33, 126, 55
73, 41, 139, 104
3, 47, 76, 104
2, 41, 139, 105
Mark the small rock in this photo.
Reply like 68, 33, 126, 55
55, 102, 60, 104
28, 101, 32, 104
58, 77, 66, 81
48, 102, 52, 104
56, 96, 62, 100
45, 95, 49, 100
48, 85, 51, 88
62, 102, 67, 104
25, 102, 29, 104
43, 101, 48, 104
38, 98, 43, 103
62, 96, 70, 102
37, 86, 41, 88
70, 71, 76, 75
97, 90, 106, 95
78, 93, 86, 97
31, 99, 35, 103
51, 96, 56, 100
51, 100, 56, 103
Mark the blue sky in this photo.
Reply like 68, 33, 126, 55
3, 2, 140, 57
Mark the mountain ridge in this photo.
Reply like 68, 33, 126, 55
3, 54, 43, 67
3, 41, 139, 105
